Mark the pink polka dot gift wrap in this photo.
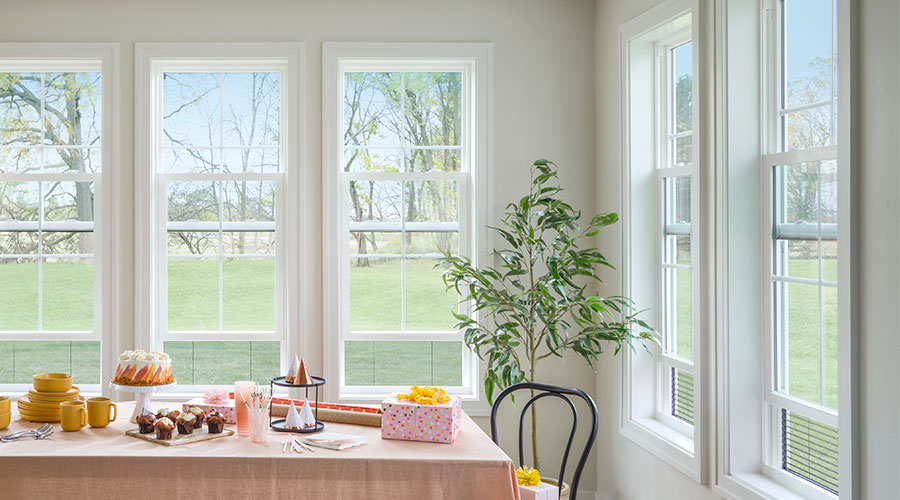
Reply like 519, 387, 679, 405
381, 394, 461, 444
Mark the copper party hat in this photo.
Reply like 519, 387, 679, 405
295, 357, 313, 385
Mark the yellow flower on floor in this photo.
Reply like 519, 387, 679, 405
516, 465, 541, 486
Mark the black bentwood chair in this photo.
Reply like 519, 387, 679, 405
490, 382, 599, 500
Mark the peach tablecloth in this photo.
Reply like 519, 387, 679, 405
0, 402, 520, 500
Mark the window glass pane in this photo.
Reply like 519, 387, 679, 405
223, 180, 275, 223
349, 231, 401, 257
407, 148, 461, 173
168, 181, 219, 223
222, 72, 280, 147
344, 341, 462, 386
168, 231, 218, 255
43, 180, 94, 254
168, 257, 218, 331
664, 266, 693, 360
348, 179, 401, 230
0, 341, 99, 384
784, 0, 834, 110
163, 147, 221, 174
671, 367, 694, 424
344, 72, 402, 147
223, 257, 274, 331
781, 410, 839, 494
672, 43, 692, 133
823, 285, 838, 410
780, 162, 819, 225
664, 235, 690, 266
350, 257, 401, 331
164, 341, 280, 386
42, 257, 92, 331
822, 240, 837, 282
407, 179, 458, 251
44, 147, 100, 174
404, 72, 462, 147
785, 105, 833, 150
0, 72, 42, 147
776, 240, 819, 280
665, 176, 691, 224
0, 257, 38, 330
343, 148, 402, 174
819, 160, 837, 223
43, 72, 101, 147
222, 147, 279, 173
0, 148, 40, 174
673, 135, 692, 167
405, 259, 457, 331
223, 231, 274, 255
163, 72, 220, 147
0, 181, 39, 222
781, 282, 821, 403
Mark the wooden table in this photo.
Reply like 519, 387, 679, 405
0, 402, 520, 500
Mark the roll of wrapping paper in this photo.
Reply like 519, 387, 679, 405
270, 400, 382, 427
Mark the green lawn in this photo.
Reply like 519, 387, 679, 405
0, 258, 836, 410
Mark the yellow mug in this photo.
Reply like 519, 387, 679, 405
86, 397, 117, 428
60, 401, 87, 431
0, 396, 9, 414
0, 411, 10, 430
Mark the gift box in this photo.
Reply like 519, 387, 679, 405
381, 394, 461, 444
182, 398, 237, 424
518, 482, 559, 500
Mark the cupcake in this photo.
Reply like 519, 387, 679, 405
136, 410, 157, 434
176, 412, 196, 435
155, 407, 170, 420
187, 406, 205, 429
154, 417, 174, 440
206, 410, 225, 434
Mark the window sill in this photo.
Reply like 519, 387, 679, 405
718, 471, 837, 500
620, 416, 699, 482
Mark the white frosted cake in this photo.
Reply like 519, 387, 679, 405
113, 350, 174, 386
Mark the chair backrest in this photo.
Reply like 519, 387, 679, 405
490, 382, 599, 500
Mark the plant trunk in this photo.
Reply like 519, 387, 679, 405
529, 362, 540, 471
531, 388, 540, 470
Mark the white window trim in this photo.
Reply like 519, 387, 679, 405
321, 42, 491, 413
134, 43, 306, 397
618, 0, 708, 483
712, 0, 858, 499
0, 43, 119, 398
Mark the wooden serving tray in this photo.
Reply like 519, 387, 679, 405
125, 427, 234, 446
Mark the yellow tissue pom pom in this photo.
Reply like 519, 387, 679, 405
396, 385, 451, 405
516, 466, 541, 486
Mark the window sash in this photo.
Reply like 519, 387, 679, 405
150, 63, 288, 387
336, 63, 476, 396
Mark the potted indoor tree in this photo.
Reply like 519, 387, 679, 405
440, 159, 656, 470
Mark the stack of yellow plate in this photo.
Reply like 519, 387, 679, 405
17, 373, 81, 423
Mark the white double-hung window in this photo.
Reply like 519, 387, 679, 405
323, 44, 490, 401
0, 44, 117, 393
136, 44, 303, 389
762, 0, 840, 495
619, 1, 706, 482
657, 38, 697, 429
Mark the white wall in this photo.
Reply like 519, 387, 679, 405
1, 0, 602, 493
595, 0, 900, 499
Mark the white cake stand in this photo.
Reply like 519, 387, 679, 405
109, 381, 178, 423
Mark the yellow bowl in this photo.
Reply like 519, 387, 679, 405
0, 411, 10, 430
33, 373, 73, 393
